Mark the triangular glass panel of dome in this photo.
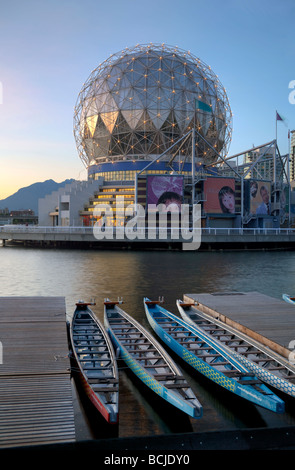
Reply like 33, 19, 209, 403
94, 93, 108, 112
159, 71, 173, 89
131, 90, 144, 108
96, 79, 111, 95
145, 89, 160, 109
118, 72, 133, 89
121, 109, 143, 130
175, 109, 193, 132
113, 87, 131, 108
199, 113, 212, 136
209, 96, 216, 114
100, 93, 117, 114
147, 109, 170, 130
100, 111, 119, 134
134, 110, 154, 131
132, 73, 146, 88
94, 136, 110, 157
84, 97, 98, 117
215, 116, 224, 133
84, 139, 95, 156
86, 115, 98, 137
146, 72, 160, 88
93, 115, 110, 138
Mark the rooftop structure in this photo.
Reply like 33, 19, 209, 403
73, 43, 233, 177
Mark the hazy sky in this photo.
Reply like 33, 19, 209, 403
0, 0, 294, 199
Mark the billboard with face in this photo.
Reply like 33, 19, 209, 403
146, 175, 183, 212
204, 178, 236, 214
250, 181, 271, 215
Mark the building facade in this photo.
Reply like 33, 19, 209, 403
37, 45, 294, 229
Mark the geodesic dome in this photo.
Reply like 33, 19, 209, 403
73, 44, 232, 168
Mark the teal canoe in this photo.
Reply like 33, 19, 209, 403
144, 298, 285, 414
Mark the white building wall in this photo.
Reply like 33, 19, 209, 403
38, 179, 103, 226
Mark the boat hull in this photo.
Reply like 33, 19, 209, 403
69, 303, 119, 424
282, 294, 295, 305
177, 300, 295, 399
104, 301, 202, 419
144, 299, 285, 414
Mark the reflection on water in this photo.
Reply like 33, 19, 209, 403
2, 245, 295, 439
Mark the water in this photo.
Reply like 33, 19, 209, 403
2, 244, 295, 440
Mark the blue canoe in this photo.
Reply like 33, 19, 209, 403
104, 299, 203, 419
177, 299, 295, 399
282, 294, 295, 305
144, 298, 285, 414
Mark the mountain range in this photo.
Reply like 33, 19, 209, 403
0, 179, 75, 214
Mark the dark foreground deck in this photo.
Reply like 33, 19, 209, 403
0, 296, 75, 448
1, 294, 295, 453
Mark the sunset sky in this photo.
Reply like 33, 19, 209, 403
0, 0, 294, 199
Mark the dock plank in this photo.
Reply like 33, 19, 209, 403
184, 292, 295, 359
0, 297, 75, 448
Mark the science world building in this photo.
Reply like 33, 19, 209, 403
40, 43, 292, 231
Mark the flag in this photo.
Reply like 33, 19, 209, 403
195, 99, 212, 113
276, 111, 288, 127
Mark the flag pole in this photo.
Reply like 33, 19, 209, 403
288, 129, 291, 226
275, 110, 277, 186
192, 126, 195, 205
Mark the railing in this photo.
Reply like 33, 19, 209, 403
0, 225, 94, 234
1, 225, 295, 236
202, 227, 295, 236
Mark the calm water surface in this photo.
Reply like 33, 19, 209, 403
1, 245, 295, 440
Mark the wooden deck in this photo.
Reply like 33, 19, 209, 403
184, 292, 295, 359
0, 297, 75, 448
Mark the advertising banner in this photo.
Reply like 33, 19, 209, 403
250, 181, 271, 215
146, 175, 183, 211
204, 177, 236, 214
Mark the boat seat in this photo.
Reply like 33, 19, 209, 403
92, 386, 119, 392
83, 365, 112, 370
165, 383, 189, 389
88, 377, 117, 384
223, 371, 255, 378
154, 373, 184, 380
125, 347, 158, 353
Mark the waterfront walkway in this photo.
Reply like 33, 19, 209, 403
1, 225, 295, 250
0, 297, 75, 448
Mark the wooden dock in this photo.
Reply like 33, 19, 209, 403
0, 297, 75, 448
184, 291, 295, 359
